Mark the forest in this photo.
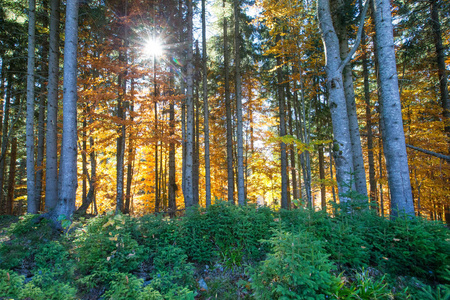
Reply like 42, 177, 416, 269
0, 0, 449, 298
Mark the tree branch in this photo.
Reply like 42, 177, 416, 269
406, 144, 450, 162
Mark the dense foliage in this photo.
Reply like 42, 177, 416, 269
0, 203, 449, 299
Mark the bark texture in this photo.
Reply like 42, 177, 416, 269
45, 0, 60, 210
26, 0, 37, 213
55, 0, 80, 218
234, 0, 245, 206
373, 0, 414, 216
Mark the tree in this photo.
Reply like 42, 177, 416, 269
45, 0, 59, 211
184, 0, 194, 207
26, 0, 37, 214
373, 0, 414, 216
234, 0, 245, 205
202, 0, 211, 207
54, 0, 80, 218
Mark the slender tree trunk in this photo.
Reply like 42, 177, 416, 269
373, 0, 414, 216
336, 15, 368, 198
329, 143, 337, 204
223, 0, 234, 203
360, 0, 376, 204
430, 0, 449, 148
116, 43, 127, 212
82, 117, 87, 205
287, 87, 299, 200
36, 0, 49, 211
319, 145, 326, 209
6, 137, 17, 215
234, 0, 245, 206
0, 73, 11, 212
55, 0, 80, 219
0, 61, 4, 137
193, 66, 200, 205
26, 0, 37, 213
276, 35, 288, 209
168, 86, 176, 216
202, 0, 211, 207
45, 0, 60, 210
125, 80, 135, 214
184, 0, 194, 207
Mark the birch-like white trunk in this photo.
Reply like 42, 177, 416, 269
373, 0, 414, 216
338, 28, 368, 198
26, 0, 37, 213
318, 0, 354, 202
55, 0, 79, 218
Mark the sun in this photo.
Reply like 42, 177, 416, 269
144, 38, 163, 57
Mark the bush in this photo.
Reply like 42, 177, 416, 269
179, 202, 273, 265
0, 215, 55, 269
249, 229, 340, 299
73, 212, 146, 287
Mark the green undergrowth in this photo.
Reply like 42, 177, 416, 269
0, 201, 449, 299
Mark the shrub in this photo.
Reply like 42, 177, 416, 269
249, 229, 340, 299
0, 215, 55, 269
73, 212, 146, 286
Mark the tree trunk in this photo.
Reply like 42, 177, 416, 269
26, 0, 37, 214
193, 63, 200, 205
336, 13, 368, 198
276, 35, 288, 209
169, 91, 176, 216
55, 0, 80, 219
224, 0, 234, 203
0, 72, 11, 212
234, 0, 245, 206
318, 0, 354, 203
430, 0, 449, 149
36, 0, 49, 212
184, 0, 194, 208
202, 0, 211, 207
116, 40, 127, 212
360, 0, 376, 204
6, 137, 17, 215
45, 0, 60, 210
319, 145, 326, 209
82, 117, 87, 206
373, 0, 414, 216
124, 80, 135, 214
287, 86, 299, 200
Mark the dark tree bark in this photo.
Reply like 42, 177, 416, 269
430, 0, 449, 148
168, 81, 176, 216
45, 0, 60, 210
319, 145, 326, 209
360, 0, 376, 204
276, 35, 288, 209
202, 0, 211, 207
6, 137, 17, 215
0, 71, 11, 213
223, 0, 234, 203
287, 86, 299, 201
26, 0, 37, 213
234, 0, 245, 206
